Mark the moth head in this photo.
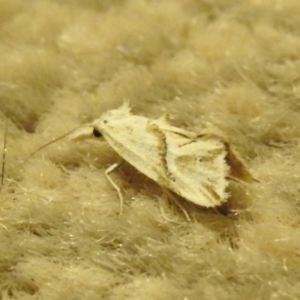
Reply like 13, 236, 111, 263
98, 102, 132, 123
77, 102, 131, 139
91, 118, 107, 138
69, 124, 105, 142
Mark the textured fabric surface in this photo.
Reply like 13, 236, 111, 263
0, 0, 300, 299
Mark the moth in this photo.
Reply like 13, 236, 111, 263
71, 102, 255, 211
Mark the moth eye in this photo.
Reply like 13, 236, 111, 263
103, 120, 108, 124
93, 128, 102, 138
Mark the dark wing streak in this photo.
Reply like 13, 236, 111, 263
223, 141, 258, 183
177, 133, 220, 148
147, 121, 174, 181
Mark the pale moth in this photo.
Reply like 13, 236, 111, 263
71, 102, 255, 212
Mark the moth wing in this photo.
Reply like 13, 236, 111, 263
194, 130, 257, 183
153, 115, 199, 139
164, 133, 229, 207
224, 142, 258, 182
98, 115, 168, 183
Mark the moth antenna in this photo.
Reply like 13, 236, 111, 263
0, 119, 8, 194
22, 125, 84, 166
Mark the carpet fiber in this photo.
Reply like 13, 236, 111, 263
0, 0, 300, 299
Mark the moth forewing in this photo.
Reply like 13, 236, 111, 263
94, 114, 167, 184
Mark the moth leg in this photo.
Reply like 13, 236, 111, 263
105, 161, 125, 215
158, 195, 175, 222
163, 189, 191, 222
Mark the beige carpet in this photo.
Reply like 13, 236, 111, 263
1, 0, 300, 299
